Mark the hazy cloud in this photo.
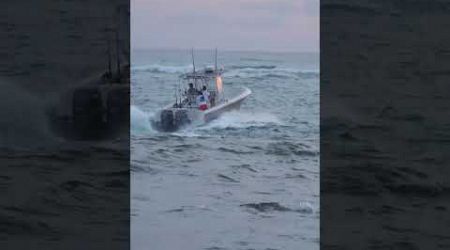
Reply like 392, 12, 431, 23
131, 0, 319, 52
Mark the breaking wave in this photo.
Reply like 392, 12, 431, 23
131, 64, 193, 74
224, 67, 319, 79
131, 63, 319, 79
229, 65, 277, 70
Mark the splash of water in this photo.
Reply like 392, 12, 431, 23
0, 82, 57, 149
131, 105, 154, 135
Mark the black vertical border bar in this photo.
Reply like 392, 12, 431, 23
321, 1, 450, 249
0, 1, 130, 249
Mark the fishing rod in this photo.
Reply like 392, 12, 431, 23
191, 48, 197, 88
191, 48, 196, 74
115, 30, 121, 78
107, 38, 112, 79
214, 48, 218, 74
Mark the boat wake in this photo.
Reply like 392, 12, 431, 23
131, 105, 280, 137
170, 111, 281, 137
198, 111, 281, 130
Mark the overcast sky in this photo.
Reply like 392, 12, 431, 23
131, 0, 319, 52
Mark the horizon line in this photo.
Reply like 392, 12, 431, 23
131, 46, 319, 54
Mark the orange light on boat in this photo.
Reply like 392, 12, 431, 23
216, 76, 223, 93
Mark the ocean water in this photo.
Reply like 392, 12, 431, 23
131, 49, 319, 250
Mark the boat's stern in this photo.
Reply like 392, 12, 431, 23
153, 107, 192, 132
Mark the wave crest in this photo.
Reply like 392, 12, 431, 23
131, 64, 193, 74
224, 67, 319, 79
131, 63, 319, 79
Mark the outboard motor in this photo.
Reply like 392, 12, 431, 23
174, 109, 190, 127
160, 109, 174, 131
158, 109, 190, 131
106, 86, 130, 133
72, 87, 105, 138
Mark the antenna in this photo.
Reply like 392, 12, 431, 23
215, 48, 218, 74
177, 79, 181, 106
115, 30, 121, 79
191, 48, 196, 73
107, 38, 112, 79
174, 85, 178, 106
191, 48, 197, 88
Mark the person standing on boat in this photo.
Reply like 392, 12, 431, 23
186, 83, 198, 105
202, 85, 210, 103
187, 83, 197, 96
197, 94, 208, 111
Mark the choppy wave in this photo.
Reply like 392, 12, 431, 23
241, 201, 314, 214
131, 63, 319, 80
224, 67, 319, 79
266, 141, 319, 157
239, 57, 269, 62
132, 50, 319, 250
131, 64, 193, 74
229, 65, 277, 70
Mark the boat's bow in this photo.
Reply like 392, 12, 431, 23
204, 87, 251, 122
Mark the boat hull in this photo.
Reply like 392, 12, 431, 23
153, 87, 251, 132
203, 87, 251, 122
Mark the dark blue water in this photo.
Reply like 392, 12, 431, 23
131, 49, 319, 250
